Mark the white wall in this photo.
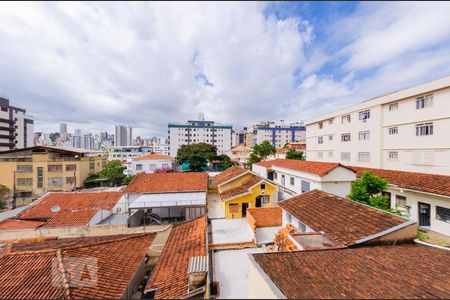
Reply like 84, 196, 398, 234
247, 261, 279, 299
251, 164, 269, 179
129, 159, 173, 175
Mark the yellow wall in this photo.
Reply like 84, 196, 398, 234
217, 173, 253, 194
224, 182, 278, 219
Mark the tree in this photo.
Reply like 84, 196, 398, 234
122, 175, 135, 185
214, 154, 234, 171
285, 149, 305, 160
176, 143, 217, 172
247, 141, 276, 166
348, 171, 390, 210
0, 184, 10, 210
100, 160, 126, 186
49, 132, 60, 144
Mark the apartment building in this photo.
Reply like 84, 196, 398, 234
306, 76, 450, 175
115, 125, 132, 146
0, 97, 33, 151
168, 115, 232, 157
253, 120, 305, 148
0, 146, 106, 206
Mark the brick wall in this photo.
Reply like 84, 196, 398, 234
246, 207, 282, 228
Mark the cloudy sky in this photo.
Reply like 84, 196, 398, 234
1, 2, 450, 138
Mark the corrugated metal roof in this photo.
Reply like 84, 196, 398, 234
188, 256, 208, 274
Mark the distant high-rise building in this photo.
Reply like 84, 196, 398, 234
115, 125, 132, 146
60, 123, 67, 135
0, 97, 33, 151
253, 120, 305, 148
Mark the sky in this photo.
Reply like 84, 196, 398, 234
1, 1, 450, 138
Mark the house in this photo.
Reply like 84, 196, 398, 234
248, 243, 450, 299
145, 216, 208, 299
214, 166, 278, 219
127, 153, 175, 175
0, 146, 106, 206
124, 172, 208, 224
225, 145, 253, 165
0, 191, 124, 230
275, 189, 417, 251
0, 233, 157, 299
350, 166, 450, 236
252, 159, 356, 198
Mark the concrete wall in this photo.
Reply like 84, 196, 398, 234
129, 159, 173, 175
247, 207, 282, 229
121, 258, 146, 299
247, 260, 279, 299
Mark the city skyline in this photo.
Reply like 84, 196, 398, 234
1, 2, 450, 137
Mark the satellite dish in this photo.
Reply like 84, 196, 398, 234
51, 205, 61, 213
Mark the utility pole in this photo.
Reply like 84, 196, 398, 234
12, 171, 16, 209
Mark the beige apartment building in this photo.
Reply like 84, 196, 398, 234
0, 146, 106, 206
306, 76, 450, 175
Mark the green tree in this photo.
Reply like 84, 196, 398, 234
122, 175, 135, 185
49, 132, 60, 144
214, 154, 234, 171
176, 143, 218, 172
247, 141, 276, 166
285, 149, 305, 160
100, 160, 126, 186
348, 171, 390, 210
0, 184, 10, 210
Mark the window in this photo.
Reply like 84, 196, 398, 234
328, 151, 333, 158
318, 122, 323, 129
262, 195, 270, 204
358, 130, 370, 141
229, 204, 239, 213
389, 127, 398, 135
149, 164, 157, 170
136, 164, 143, 171
396, 195, 407, 209
341, 152, 351, 161
297, 220, 307, 232
416, 95, 433, 109
358, 152, 370, 162
328, 135, 333, 141
89, 162, 95, 169
66, 165, 76, 171
0, 107, 7, 112
17, 178, 32, 186
274, 173, 277, 180
48, 177, 63, 185
290, 177, 295, 186
388, 152, 398, 160
341, 133, 351, 142
260, 184, 266, 190
66, 177, 76, 184
416, 123, 433, 136
37, 167, 43, 188
48, 165, 62, 172
388, 103, 398, 111
17, 165, 32, 172
317, 151, 323, 159
301, 180, 310, 193
436, 206, 450, 223
16, 191, 32, 198
318, 136, 323, 144
286, 212, 292, 224
359, 110, 370, 121
341, 114, 351, 124
328, 118, 334, 125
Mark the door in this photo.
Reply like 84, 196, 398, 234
242, 203, 249, 217
382, 191, 392, 208
418, 202, 431, 227
255, 197, 262, 208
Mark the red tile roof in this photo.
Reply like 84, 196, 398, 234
17, 192, 122, 220
42, 208, 99, 228
213, 165, 249, 185
0, 233, 156, 299
125, 172, 208, 194
278, 190, 408, 246
134, 153, 174, 161
252, 244, 450, 299
219, 174, 265, 201
0, 219, 45, 231
349, 166, 450, 197
146, 216, 207, 299
254, 159, 353, 176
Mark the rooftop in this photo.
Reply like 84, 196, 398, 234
0, 145, 103, 156
219, 174, 266, 201
213, 165, 249, 185
133, 153, 174, 161
125, 172, 208, 194
252, 244, 450, 299
254, 159, 354, 176
349, 166, 450, 197
0, 219, 45, 231
145, 216, 207, 298
278, 189, 409, 246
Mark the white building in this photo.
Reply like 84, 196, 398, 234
59, 123, 67, 135
127, 154, 174, 176
70, 132, 94, 150
168, 115, 232, 157
252, 159, 356, 199
115, 125, 132, 146
306, 76, 450, 175
0, 97, 33, 151
252, 120, 305, 148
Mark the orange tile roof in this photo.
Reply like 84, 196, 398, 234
213, 165, 249, 185
134, 153, 174, 161
278, 190, 408, 246
252, 244, 450, 299
219, 174, 265, 201
254, 159, 354, 176
17, 192, 122, 221
42, 208, 99, 228
124, 172, 208, 194
0, 219, 45, 231
0, 233, 156, 299
146, 216, 207, 299
349, 166, 450, 197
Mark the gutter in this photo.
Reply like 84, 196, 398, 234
352, 220, 417, 246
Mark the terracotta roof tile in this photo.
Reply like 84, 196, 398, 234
125, 172, 208, 194
134, 154, 174, 161
278, 190, 407, 245
17, 192, 122, 220
219, 174, 264, 201
213, 165, 249, 185
252, 244, 450, 299
0, 233, 156, 299
146, 216, 207, 299
254, 159, 353, 176
0, 219, 45, 231
349, 166, 450, 197
42, 208, 99, 228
